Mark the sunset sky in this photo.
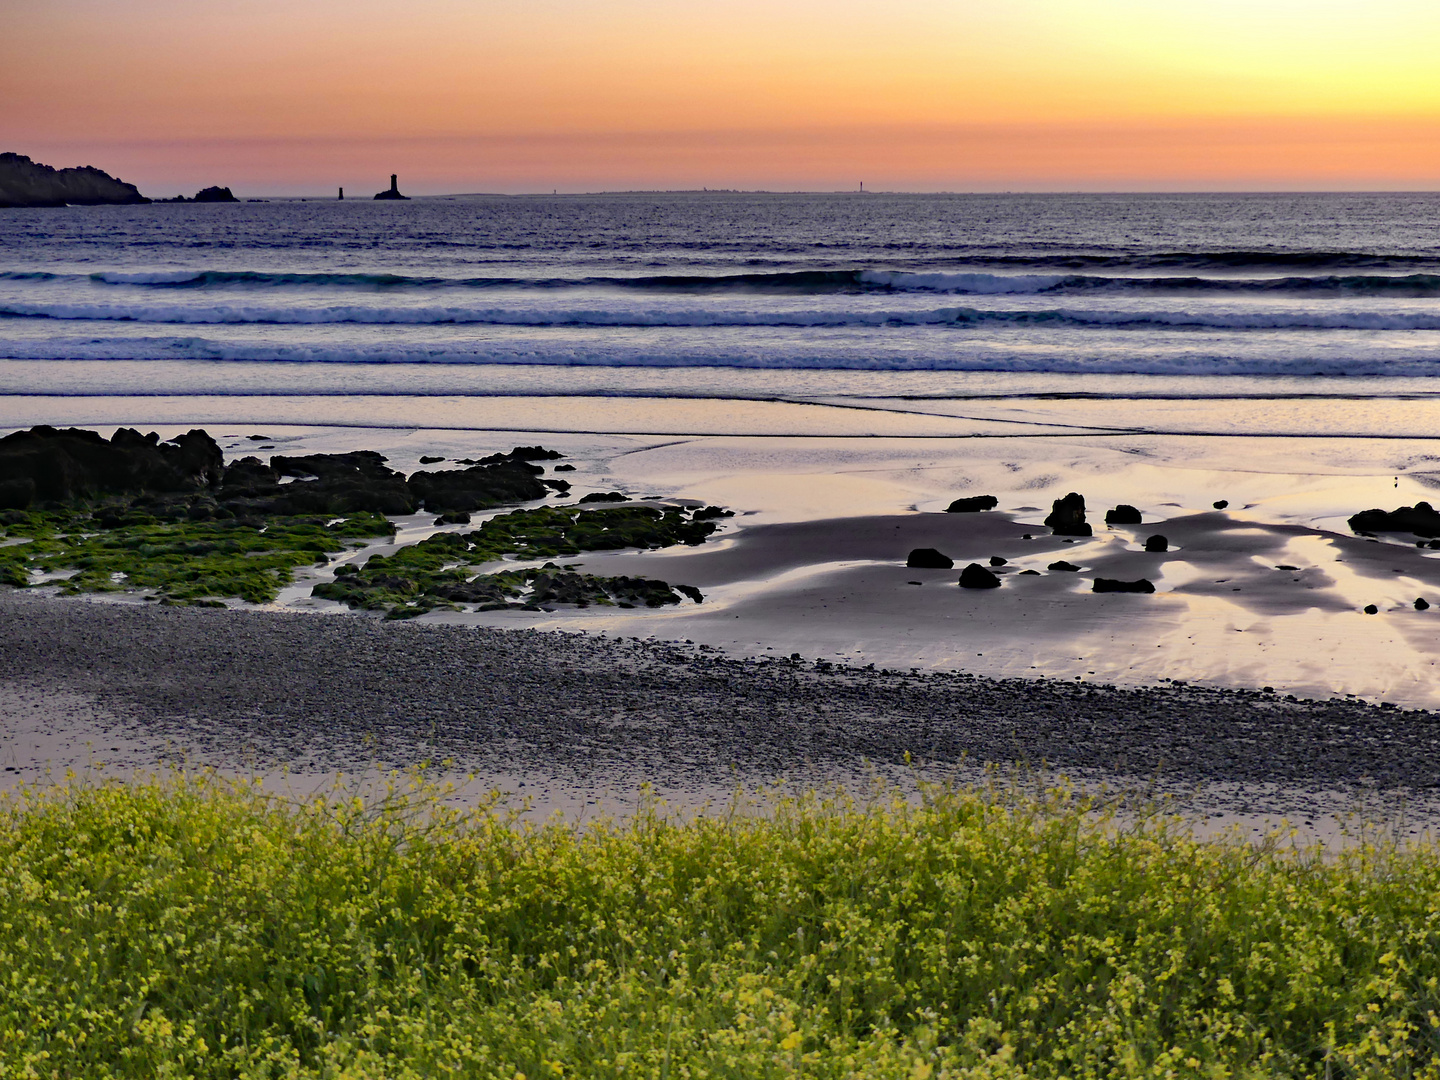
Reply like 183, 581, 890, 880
4, 0, 1439, 195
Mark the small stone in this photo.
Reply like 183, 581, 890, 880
1018, 569, 1040, 576
1364, 604, 1379, 614
1048, 560, 1081, 572
988, 555, 1007, 567
1144, 535, 1169, 553
958, 563, 1001, 589
1214, 499, 1229, 509
1417, 597, 1431, 610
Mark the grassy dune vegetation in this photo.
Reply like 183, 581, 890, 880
3, 776, 1440, 1079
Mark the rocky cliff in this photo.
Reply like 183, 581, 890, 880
0, 152, 150, 208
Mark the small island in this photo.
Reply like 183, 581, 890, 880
373, 173, 409, 200
159, 186, 240, 203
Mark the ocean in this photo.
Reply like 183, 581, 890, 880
3, 191, 1440, 435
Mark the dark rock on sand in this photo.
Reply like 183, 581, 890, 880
407, 456, 549, 513
1349, 502, 1440, 538
1417, 597, 1431, 611
435, 511, 472, 526
0, 152, 149, 208
1048, 560, 1081, 571
419, 456, 445, 465
1364, 604, 1380, 614
989, 556, 1007, 566
959, 563, 1001, 589
1094, 578, 1155, 594
580, 492, 630, 504
1018, 569, 1040, 575
1105, 504, 1143, 525
0, 425, 222, 506
1144, 534, 1169, 553
267, 451, 416, 515
906, 548, 954, 569
554, 463, 576, 472
946, 495, 999, 513
1214, 500, 1229, 509
692, 506, 734, 521
1045, 492, 1092, 536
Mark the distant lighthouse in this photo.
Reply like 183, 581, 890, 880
373, 174, 409, 201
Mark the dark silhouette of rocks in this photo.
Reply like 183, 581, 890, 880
374, 174, 410, 201
1045, 492, 1092, 536
1093, 578, 1155, 594
905, 548, 953, 569
988, 555, 1007, 566
958, 563, 1001, 589
1048, 560, 1081, 572
1144, 534, 1169, 553
0, 426, 221, 508
193, 186, 238, 203
1213, 500, 1229, 509
1349, 502, 1440, 538
1105, 504, 1142, 525
945, 495, 998, 513
1416, 597, 1430, 611
1364, 604, 1379, 614
407, 457, 549, 513
0, 152, 149, 208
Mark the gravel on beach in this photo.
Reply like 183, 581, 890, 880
3, 589, 1440, 811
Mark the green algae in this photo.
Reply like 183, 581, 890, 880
0, 510, 394, 605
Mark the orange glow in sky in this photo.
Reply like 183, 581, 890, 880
4, 0, 1439, 194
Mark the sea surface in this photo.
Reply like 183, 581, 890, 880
3, 191, 1440, 434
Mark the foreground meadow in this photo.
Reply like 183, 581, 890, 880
2, 773, 1438, 1079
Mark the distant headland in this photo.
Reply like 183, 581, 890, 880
0, 152, 149, 208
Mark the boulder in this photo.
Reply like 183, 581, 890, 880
1093, 578, 1155, 594
1105, 504, 1142, 525
1045, 492, 1092, 536
946, 495, 999, 513
1213, 500, 1229, 509
1144, 535, 1169, 553
1416, 597, 1430, 611
958, 563, 1001, 589
0, 152, 149, 208
988, 555, 1007, 566
1048, 560, 1081, 572
0, 425, 222, 506
579, 492, 629, 504
1349, 502, 1440, 538
906, 548, 953, 569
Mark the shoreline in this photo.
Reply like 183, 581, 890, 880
4, 587, 1440, 843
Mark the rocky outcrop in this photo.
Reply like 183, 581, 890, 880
1105, 504, 1142, 525
407, 457, 549, 513
193, 186, 238, 203
0, 152, 149, 208
0, 426, 221, 508
1349, 502, 1440, 538
1045, 492, 1092, 536
946, 495, 998, 513
1048, 560, 1081, 572
906, 548, 953, 569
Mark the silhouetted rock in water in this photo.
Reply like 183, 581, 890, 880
1416, 597, 1431, 611
1144, 534, 1169, 553
945, 495, 998, 513
1048, 560, 1081, 572
1045, 492, 1092, 536
1093, 578, 1155, 594
1213, 500, 1229, 509
1019, 569, 1040, 575
579, 492, 629, 504
958, 563, 1001, 589
374, 174, 409, 201
192, 186, 238, 203
1349, 502, 1440, 538
0, 152, 149, 208
0, 425, 221, 508
1105, 504, 1142, 525
988, 555, 1007, 566
554, 463, 576, 472
906, 548, 953, 569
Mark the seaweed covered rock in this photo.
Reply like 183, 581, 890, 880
1349, 502, 1440, 538
946, 495, 999, 513
1045, 492, 1092, 537
0, 425, 223, 508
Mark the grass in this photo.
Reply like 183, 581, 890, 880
4, 774, 1440, 1078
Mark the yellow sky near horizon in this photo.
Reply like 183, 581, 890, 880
4, 0, 1439, 192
